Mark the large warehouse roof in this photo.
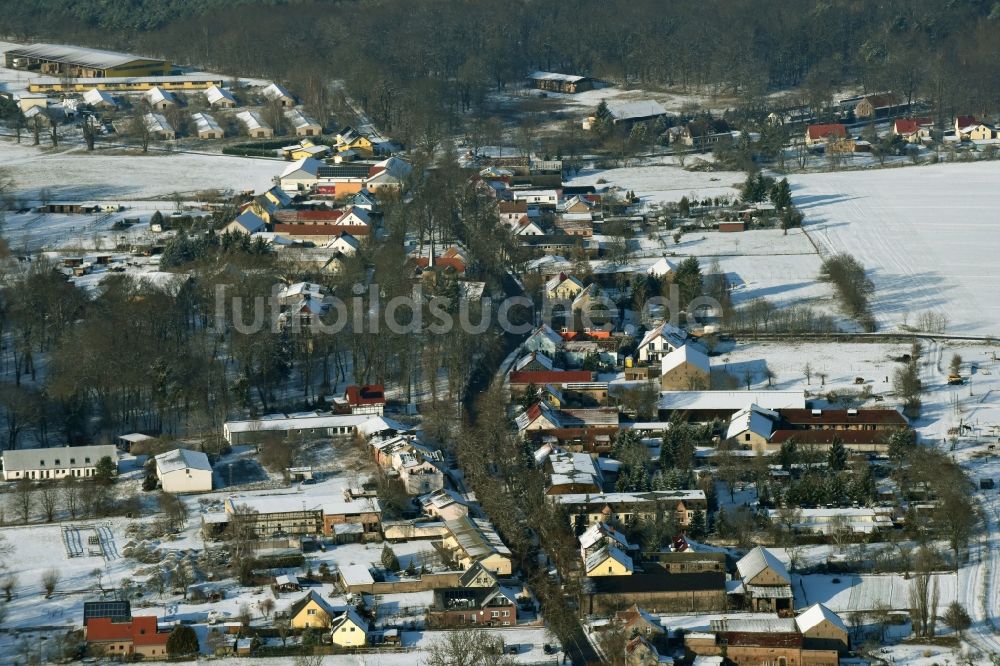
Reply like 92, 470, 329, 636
6, 43, 161, 69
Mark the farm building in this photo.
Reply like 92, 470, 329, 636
154, 448, 213, 493
144, 113, 176, 140
528, 71, 593, 93
236, 110, 274, 138
204, 84, 237, 108
4, 43, 170, 78
1, 444, 117, 481
285, 108, 322, 136
191, 111, 224, 139
28, 75, 223, 94
262, 82, 295, 107
143, 86, 176, 110
82, 87, 117, 109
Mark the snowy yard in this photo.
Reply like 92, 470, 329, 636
789, 161, 1000, 336
565, 163, 744, 206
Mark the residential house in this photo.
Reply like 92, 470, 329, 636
545, 449, 603, 495
527, 71, 593, 94
660, 344, 710, 390
514, 351, 555, 373
515, 402, 618, 453
335, 126, 375, 156
725, 404, 779, 451
545, 273, 585, 300
221, 494, 381, 541
523, 324, 563, 357
673, 118, 731, 150
191, 111, 223, 139
805, 123, 848, 147
85, 616, 170, 659
285, 108, 322, 137
955, 116, 994, 141
344, 385, 386, 415
636, 322, 688, 364
459, 561, 501, 589
854, 93, 908, 120
509, 370, 594, 398
581, 568, 727, 615
154, 448, 213, 493
330, 608, 369, 647
734, 546, 792, 612
555, 490, 707, 529
144, 112, 175, 140
143, 86, 176, 110
1, 444, 117, 481
585, 544, 635, 576
606, 100, 668, 125
625, 635, 667, 666
421, 489, 474, 522
279, 157, 323, 193
440, 516, 513, 575
222, 412, 403, 445
287, 590, 338, 629
513, 189, 559, 207
237, 110, 273, 139
392, 450, 444, 495
647, 257, 675, 279
498, 200, 528, 225
204, 85, 237, 108
282, 139, 330, 161
427, 586, 518, 627
223, 210, 267, 235
892, 117, 933, 142
615, 605, 666, 641
765, 507, 893, 535
657, 390, 806, 422
365, 156, 412, 194
766, 407, 910, 454
262, 82, 295, 107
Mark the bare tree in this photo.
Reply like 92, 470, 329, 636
39, 484, 57, 522
61, 476, 80, 519
259, 597, 275, 619
2, 576, 17, 602
14, 480, 32, 524
41, 569, 60, 598
803, 362, 812, 385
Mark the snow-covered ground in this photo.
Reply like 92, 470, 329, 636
565, 162, 744, 206
0, 140, 280, 202
789, 161, 1000, 336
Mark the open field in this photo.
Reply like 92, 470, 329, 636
789, 162, 1000, 337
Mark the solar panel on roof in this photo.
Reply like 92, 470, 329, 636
83, 599, 131, 624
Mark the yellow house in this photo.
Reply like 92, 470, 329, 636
545, 274, 585, 301
725, 404, 778, 452
336, 127, 375, 156
283, 139, 331, 161
330, 608, 368, 647
584, 545, 634, 577
288, 591, 337, 629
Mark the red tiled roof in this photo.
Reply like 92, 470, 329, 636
894, 118, 932, 134
499, 201, 528, 214
345, 384, 385, 406
273, 223, 371, 236
807, 124, 847, 140
87, 616, 169, 646
957, 115, 978, 128
414, 256, 467, 272
509, 370, 594, 385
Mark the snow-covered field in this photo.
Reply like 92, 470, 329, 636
0, 140, 281, 201
789, 162, 1000, 336
565, 163, 744, 206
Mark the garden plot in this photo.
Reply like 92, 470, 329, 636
789, 162, 1000, 336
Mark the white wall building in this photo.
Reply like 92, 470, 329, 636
1, 445, 117, 481
155, 448, 213, 493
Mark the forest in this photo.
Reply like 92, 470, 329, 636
5, 0, 1000, 147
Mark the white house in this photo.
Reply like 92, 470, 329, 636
223, 210, 267, 235
279, 157, 323, 192
190, 111, 223, 139
144, 113, 175, 140
1, 445, 117, 481
285, 109, 322, 137
512, 189, 559, 206
154, 448, 213, 493
636, 321, 688, 363
325, 231, 360, 256
262, 82, 295, 107
83, 87, 116, 109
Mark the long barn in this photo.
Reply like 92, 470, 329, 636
4, 43, 170, 78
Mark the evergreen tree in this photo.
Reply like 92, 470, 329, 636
688, 510, 707, 539
769, 177, 792, 210
778, 438, 798, 470
380, 544, 400, 571
827, 436, 847, 471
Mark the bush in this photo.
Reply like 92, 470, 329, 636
166, 625, 199, 657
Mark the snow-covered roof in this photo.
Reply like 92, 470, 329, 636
144, 112, 173, 134
545, 273, 584, 294
280, 156, 323, 179
262, 82, 294, 100
526, 324, 564, 347
585, 544, 633, 574
224, 413, 370, 434
661, 344, 709, 375
191, 111, 222, 134
1, 445, 117, 472
515, 352, 554, 371
144, 86, 175, 106
795, 603, 847, 633
231, 210, 266, 234
658, 390, 806, 412
285, 108, 321, 130
579, 522, 631, 552
726, 404, 779, 441
236, 110, 271, 131
154, 448, 211, 475
548, 450, 602, 489
204, 85, 236, 105
339, 564, 374, 586
607, 100, 667, 121
82, 87, 115, 107
444, 516, 511, 559
553, 489, 706, 507
528, 71, 587, 83
638, 321, 688, 352
227, 493, 380, 516
647, 257, 675, 277
8, 43, 157, 70
710, 617, 797, 634
736, 546, 790, 584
